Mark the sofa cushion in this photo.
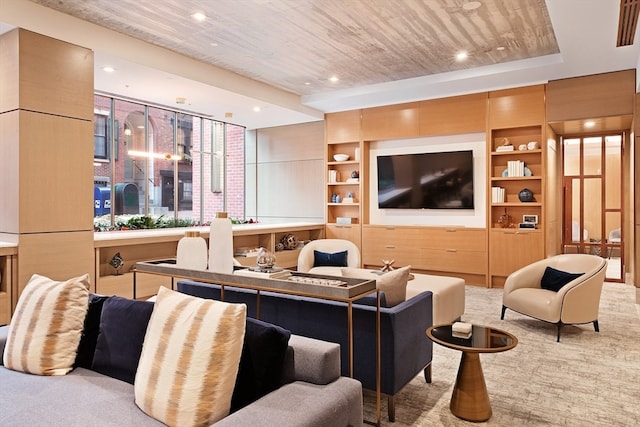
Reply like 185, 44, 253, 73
313, 250, 348, 267
540, 266, 584, 292
3, 273, 90, 375
75, 293, 110, 369
92, 296, 154, 384
341, 266, 411, 307
135, 286, 247, 426
231, 317, 291, 412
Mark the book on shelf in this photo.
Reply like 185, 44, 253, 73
233, 267, 292, 279
234, 247, 261, 257
491, 186, 505, 203
345, 177, 359, 183
328, 170, 339, 183
507, 160, 525, 177
496, 145, 514, 152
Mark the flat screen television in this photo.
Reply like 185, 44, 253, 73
377, 150, 474, 209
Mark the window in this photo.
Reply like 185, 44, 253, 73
94, 114, 108, 159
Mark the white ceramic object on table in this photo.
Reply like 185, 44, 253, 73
333, 153, 349, 162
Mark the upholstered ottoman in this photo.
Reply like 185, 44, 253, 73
406, 274, 465, 325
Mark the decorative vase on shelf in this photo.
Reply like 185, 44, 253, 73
176, 231, 208, 270
498, 208, 513, 228
518, 188, 534, 202
209, 212, 234, 274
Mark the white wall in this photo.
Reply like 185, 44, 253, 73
368, 133, 486, 227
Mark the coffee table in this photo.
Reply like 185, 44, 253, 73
426, 324, 517, 422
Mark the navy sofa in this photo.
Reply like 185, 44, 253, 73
177, 279, 433, 422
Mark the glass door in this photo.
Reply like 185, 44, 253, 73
562, 134, 624, 282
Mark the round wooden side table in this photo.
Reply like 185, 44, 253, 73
426, 323, 518, 422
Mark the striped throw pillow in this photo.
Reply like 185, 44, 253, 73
134, 286, 247, 427
3, 273, 90, 375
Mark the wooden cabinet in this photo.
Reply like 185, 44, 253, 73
94, 223, 325, 298
362, 225, 487, 286
325, 111, 363, 250
0, 245, 17, 326
489, 126, 546, 287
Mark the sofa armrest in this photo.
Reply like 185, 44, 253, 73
0, 325, 8, 365
281, 334, 341, 385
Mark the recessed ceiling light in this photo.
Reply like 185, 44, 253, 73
455, 51, 468, 61
192, 12, 206, 22
329, 76, 339, 83
496, 46, 505, 51
253, 106, 261, 112
584, 121, 596, 128
102, 66, 115, 73
304, 82, 311, 86
210, 42, 219, 47
462, 1, 482, 11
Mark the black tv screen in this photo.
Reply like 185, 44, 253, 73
377, 150, 474, 209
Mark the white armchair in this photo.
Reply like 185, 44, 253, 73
296, 239, 360, 275
501, 254, 607, 342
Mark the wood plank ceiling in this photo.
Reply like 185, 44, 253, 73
27, 0, 559, 96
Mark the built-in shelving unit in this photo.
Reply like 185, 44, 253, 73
0, 244, 17, 326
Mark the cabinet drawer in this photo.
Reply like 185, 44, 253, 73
420, 248, 487, 275
362, 226, 423, 247
421, 228, 486, 252
362, 244, 422, 268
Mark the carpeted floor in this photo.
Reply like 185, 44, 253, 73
363, 282, 640, 426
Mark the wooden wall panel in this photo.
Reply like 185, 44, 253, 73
0, 112, 20, 234
17, 29, 94, 120
547, 70, 635, 122
362, 102, 421, 140
419, 93, 487, 135
489, 85, 545, 129
0, 29, 19, 114
17, 231, 95, 302
325, 110, 361, 143
19, 111, 94, 233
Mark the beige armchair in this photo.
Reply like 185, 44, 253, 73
501, 254, 607, 342
297, 239, 360, 274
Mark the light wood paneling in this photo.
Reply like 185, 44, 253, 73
419, 93, 487, 135
489, 85, 545, 129
0, 112, 20, 233
326, 110, 361, 143
362, 102, 421, 140
18, 111, 94, 233
17, 231, 95, 301
489, 229, 544, 286
97, 273, 170, 299
325, 224, 362, 252
0, 29, 19, 114
547, 70, 635, 122
6, 29, 94, 120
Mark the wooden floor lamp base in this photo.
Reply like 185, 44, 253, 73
450, 352, 492, 422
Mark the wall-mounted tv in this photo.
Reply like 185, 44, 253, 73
377, 150, 474, 209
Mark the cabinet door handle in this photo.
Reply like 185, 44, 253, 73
502, 230, 517, 235
446, 228, 457, 232
385, 245, 396, 249
385, 227, 396, 231
446, 248, 457, 252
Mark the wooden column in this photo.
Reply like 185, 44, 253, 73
0, 28, 95, 310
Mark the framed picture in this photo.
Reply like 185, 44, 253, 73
523, 214, 538, 224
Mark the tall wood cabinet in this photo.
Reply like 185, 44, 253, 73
325, 111, 363, 248
488, 86, 547, 287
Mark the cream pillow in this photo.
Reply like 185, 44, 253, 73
135, 287, 247, 427
3, 273, 90, 375
341, 266, 411, 307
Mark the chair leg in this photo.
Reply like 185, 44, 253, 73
556, 323, 562, 342
500, 305, 507, 320
424, 363, 432, 384
593, 320, 599, 332
387, 395, 395, 422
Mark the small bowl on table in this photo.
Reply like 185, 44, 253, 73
333, 153, 349, 162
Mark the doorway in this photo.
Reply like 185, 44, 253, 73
561, 133, 624, 282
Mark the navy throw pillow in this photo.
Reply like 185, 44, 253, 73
313, 250, 348, 267
540, 266, 584, 292
74, 294, 110, 369
231, 317, 291, 412
91, 296, 154, 384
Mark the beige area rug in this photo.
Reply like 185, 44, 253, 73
363, 282, 640, 426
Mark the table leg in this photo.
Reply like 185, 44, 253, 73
450, 352, 492, 422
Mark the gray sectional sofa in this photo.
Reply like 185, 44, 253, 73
0, 296, 363, 427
